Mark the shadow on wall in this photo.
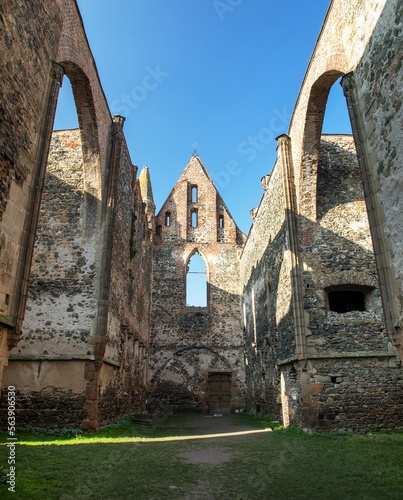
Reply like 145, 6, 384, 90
242, 202, 388, 419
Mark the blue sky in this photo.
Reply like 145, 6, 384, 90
54, 0, 351, 235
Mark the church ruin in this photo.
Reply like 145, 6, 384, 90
0, 0, 402, 431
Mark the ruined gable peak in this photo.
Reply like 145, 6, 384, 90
177, 154, 214, 185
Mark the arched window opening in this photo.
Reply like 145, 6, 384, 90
191, 185, 198, 203
328, 290, 365, 313
186, 251, 207, 308
53, 76, 79, 130
322, 77, 352, 134
165, 211, 171, 227
218, 214, 224, 229
191, 209, 198, 227
24, 71, 101, 364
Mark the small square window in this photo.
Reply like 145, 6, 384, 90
328, 290, 365, 313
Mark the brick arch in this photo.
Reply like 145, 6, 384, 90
56, 0, 113, 187
316, 271, 378, 291
296, 69, 347, 225
57, 62, 102, 201
288, 25, 351, 210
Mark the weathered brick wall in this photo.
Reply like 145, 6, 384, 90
240, 163, 293, 415
150, 156, 246, 412
0, 0, 62, 378
56, 0, 112, 184
98, 145, 153, 426
0, 1, 61, 219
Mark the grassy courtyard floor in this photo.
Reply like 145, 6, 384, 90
1, 414, 403, 499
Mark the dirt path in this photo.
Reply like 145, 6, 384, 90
172, 414, 271, 499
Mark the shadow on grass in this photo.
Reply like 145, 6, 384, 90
1, 414, 403, 499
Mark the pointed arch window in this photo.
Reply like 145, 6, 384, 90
186, 251, 207, 308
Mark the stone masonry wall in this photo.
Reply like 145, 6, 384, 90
303, 136, 388, 355
291, 135, 403, 430
98, 143, 154, 426
353, 0, 403, 328
10, 130, 97, 360
2, 130, 97, 427
300, 356, 403, 431
150, 156, 246, 413
240, 163, 293, 416
0, 1, 62, 379
288, 0, 403, 352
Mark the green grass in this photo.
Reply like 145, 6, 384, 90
1, 414, 403, 499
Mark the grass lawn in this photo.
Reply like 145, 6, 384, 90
1, 414, 403, 499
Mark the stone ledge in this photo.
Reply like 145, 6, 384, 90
0, 313, 15, 328
8, 355, 89, 361
103, 358, 121, 367
277, 351, 396, 365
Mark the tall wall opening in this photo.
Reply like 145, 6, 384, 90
3, 69, 102, 428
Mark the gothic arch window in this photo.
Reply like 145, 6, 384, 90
186, 250, 207, 308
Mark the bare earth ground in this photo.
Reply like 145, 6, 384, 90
171, 414, 271, 499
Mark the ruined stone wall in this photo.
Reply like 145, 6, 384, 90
288, 0, 403, 351
291, 136, 402, 430
298, 356, 403, 431
304, 136, 388, 354
150, 156, 246, 413
2, 130, 97, 427
98, 143, 153, 426
240, 135, 403, 430
0, 0, 62, 378
9, 130, 97, 359
277, 0, 403, 429
56, 0, 112, 185
240, 163, 293, 416
353, 0, 403, 330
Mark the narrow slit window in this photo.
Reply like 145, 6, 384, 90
165, 212, 171, 227
191, 185, 198, 203
186, 251, 207, 307
218, 215, 224, 228
191, 210, 198, 227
